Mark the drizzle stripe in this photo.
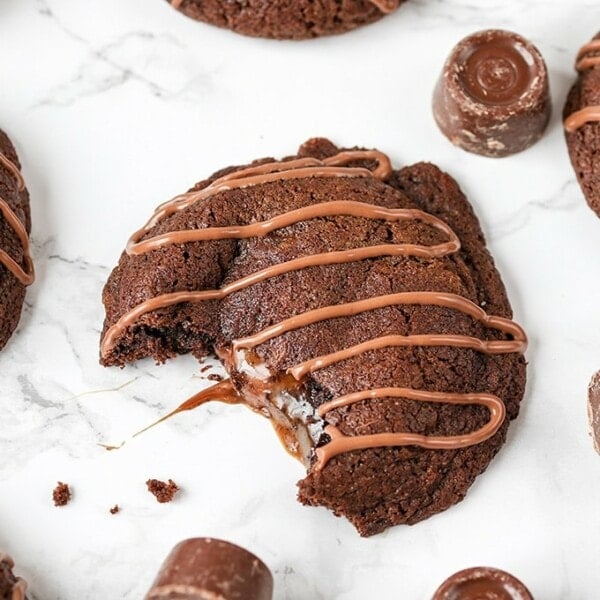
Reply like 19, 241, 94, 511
102, 234, 459, 356
127, 150, 392, 253
576, 39, 600, 71
564, 106, 600, 133
0, 150, 34, 285
127, 201, 456, 255
314, 387, 506, 469
232, 291, 526, 355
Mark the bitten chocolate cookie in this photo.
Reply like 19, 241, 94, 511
100, 138, 527, 536
166, 0, 404, 40
0, 553, 28, 600
564, 33, 600, 217
0, 130, 33, 352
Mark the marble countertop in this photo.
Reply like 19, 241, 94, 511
1, 0, 599, 598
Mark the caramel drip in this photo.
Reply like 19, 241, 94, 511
126, 150, 392, 254
233, 290, 526, 357
576, 39, 600, 71
314, 388, 506, 470
0, 151, 34, 286
105, 148, 527, 468
132, 379, 241, 438
564, 106, 600, 133
369, 0, 400, 13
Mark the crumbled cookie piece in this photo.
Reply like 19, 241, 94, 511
146, 479, 179, 503
52, 482, 71, 507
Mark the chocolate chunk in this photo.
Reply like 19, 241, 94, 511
588, 371, 600, 453
146, 479, 179, 503
0, 553, 28, 600
432, 567, 533, 600
433, 29, 551, 157
52, 481, 71, 507
145, 538, 273, 600
109, 504, 120, 515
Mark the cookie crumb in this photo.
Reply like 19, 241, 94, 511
53, 482, 71, 507
109, 504, 120, 515
146, 479, 179, 503
207, 373, 223, 382
200, 364, 212, 374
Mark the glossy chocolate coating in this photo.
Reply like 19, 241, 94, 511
145, 538, 273, 600
432, 567, 533, 600
433, 29, 551, 157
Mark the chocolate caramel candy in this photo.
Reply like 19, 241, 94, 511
588, 370, 600, 454
0, 553, 28, 600
145, 538, 273, 600
432, 567, 533, 600
433, 29, 551, 157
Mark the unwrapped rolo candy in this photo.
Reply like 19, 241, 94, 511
145, 538, 273, 600
433, 29, 551, 157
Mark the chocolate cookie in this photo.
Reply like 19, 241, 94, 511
0, 553, 28, 600
166, 0, 404, 40
0, 130, 33, 352
100, 138, 527, 536
564, 33, 600, 217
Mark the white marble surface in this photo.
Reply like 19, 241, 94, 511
0, 0, 599, 598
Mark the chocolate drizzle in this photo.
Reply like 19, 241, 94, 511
565, 38, 600, 132
369, 0, 400, 13
576, 39, 600, 71
0, 151, 34, 286
564, 106, 600, 132
102, 149, 527, 470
